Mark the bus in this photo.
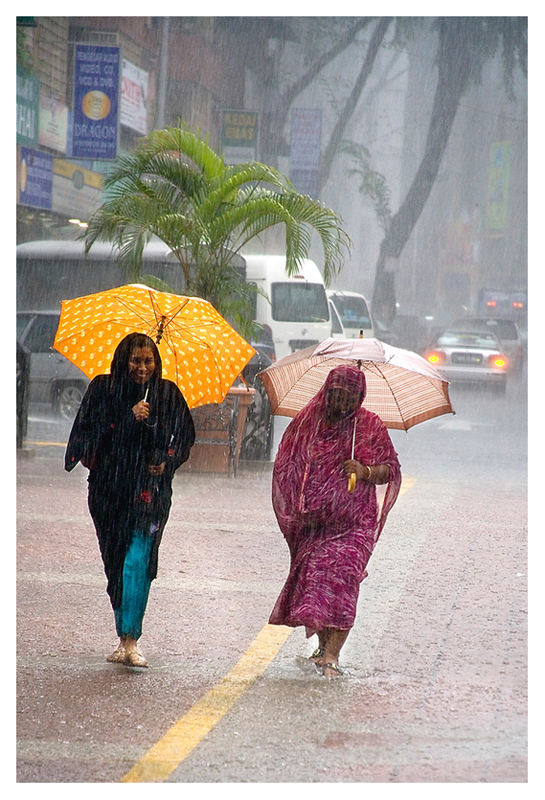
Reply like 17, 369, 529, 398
16, 238, 245, 311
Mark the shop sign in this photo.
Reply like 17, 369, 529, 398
120, 59, 149, 135
18, 146, 53, 209
39, 94, 68, 153
221, 110, 258, 164
17, 69, 40, 147
486, 141, 511, 236
290, 108, 322, 197
72, 44, 120, 160
52, 159, 104, 219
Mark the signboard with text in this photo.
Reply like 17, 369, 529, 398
486, 141, 511, 236
52, 159, 104, 219
290, 108, 322, 197
121, 59, 149, 135
221, 110, 258, 164
39, 94, 68, 153
72, 44, 120, 160
18, 146, 53, 210
17, 69, 40, 147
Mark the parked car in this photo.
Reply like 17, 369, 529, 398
450, 317, 524, 372
326, 290, 374, 339
249, 324, 276, 364
329, 299, 345, 338
17, 310, 90, 419
424, 329, 508, 393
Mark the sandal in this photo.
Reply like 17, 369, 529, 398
106, 646, 126, 663
309, 647, 324, 662
321, 662, 343, 678
125, 649, 148, 668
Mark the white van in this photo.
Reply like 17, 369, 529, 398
327, 289, 375, 339
243, 254, 332, 360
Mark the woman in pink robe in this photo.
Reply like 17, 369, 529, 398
269, 365, 401, 677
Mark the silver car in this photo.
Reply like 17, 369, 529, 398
451, 317, 525, 372
17, 310, 89, 418
425, 330, 508, 392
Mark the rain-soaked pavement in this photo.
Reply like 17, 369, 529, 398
16, 368, 530, 787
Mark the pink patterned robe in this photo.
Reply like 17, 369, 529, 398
269, 366, 401, 637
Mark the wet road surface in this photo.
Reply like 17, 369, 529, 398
16, 371, 529, 785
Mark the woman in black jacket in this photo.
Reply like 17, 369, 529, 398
65, 332, 195, 666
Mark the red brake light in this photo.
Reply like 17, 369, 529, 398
512, 301, 523, 309
426, 351, 444, 366
486, 300, 497, 307
489, 354, 508, 369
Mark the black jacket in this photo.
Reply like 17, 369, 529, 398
65, 373, 195, 608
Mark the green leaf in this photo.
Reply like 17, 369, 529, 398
84, 122, 350, 324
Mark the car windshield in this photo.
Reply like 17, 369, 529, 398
329, 301, 344, 334
330, 296, 372, 329
437, 331, 499, 348
271, 283, 329, 322
454, 318, 518, 338
483, 320, 518, 338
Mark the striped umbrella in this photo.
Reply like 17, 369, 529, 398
256, 337, 454, 430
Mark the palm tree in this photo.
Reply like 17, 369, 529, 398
83, 125, 350, 336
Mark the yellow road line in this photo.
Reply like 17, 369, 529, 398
121, 475, 417, 783
400, 475, 416, 495
121, 624, 293, 783
25, 441, 66, 447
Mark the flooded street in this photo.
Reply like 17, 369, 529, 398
17, 366, 528, 783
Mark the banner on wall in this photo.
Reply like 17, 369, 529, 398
72, 44, 120, 160
290, 108, 322, 197
18, 146, 53, 210
52, 159, 104, 219
17, 69, 40, 147
120, 59, 149, 135
486, 141, 511, 236
39, 95, 68, 153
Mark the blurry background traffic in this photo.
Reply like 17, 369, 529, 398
16, 17, 527, 462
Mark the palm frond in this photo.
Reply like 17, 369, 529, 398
137, 126, 226, 181
83, 123, 350, 322
137, 274, 177, 293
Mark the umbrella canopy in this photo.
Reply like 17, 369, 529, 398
53, 284, 256, 409
257, 337, 454, 430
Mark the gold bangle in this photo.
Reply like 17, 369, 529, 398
365, 465, 372, 480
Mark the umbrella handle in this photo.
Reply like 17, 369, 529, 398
347, 416, 357, 492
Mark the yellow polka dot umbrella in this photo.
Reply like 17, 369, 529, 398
53, 284, 256, 409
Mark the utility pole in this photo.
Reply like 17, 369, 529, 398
156, 16, 169, 129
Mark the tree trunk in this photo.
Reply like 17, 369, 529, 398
372, 19, 475, 322
262, 19, 372, 166
318, 17, 391, 193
